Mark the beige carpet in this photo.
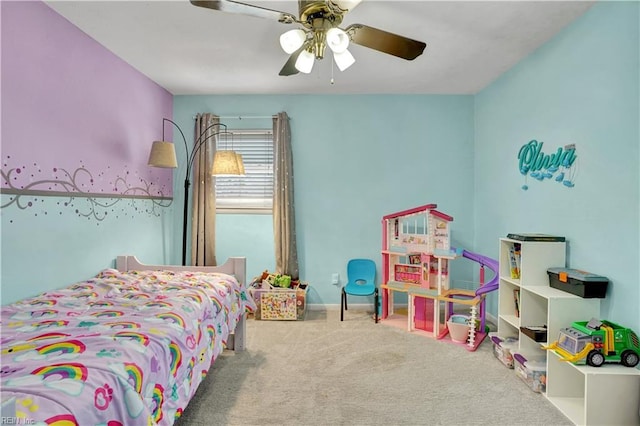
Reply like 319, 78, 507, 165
175, 309, 571, 426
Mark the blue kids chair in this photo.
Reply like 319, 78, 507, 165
341, 258, 378, 323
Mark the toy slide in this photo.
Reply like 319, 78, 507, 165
449, 248, 499, 296
436, 248, 498, 350
460, 249, 499, 296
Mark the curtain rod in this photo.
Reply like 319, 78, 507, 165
193, 115, 274, 120
192, 115, 290, 120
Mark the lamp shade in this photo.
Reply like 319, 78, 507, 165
212, 151, 241, 175
280, 29, 306, 54
148, 141, 178, 168
295, 49, 315, 74
235, 153, 246, 175
326, 28, 350, 53
333, 49, 355, 71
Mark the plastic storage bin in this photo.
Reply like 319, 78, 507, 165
490, 335, 519, 368
252, 283, 308, 320
513, 352, 547, 393
447, 314, 471, 343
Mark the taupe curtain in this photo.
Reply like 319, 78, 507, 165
273, 112, 299, 279
190, 113, 219, 266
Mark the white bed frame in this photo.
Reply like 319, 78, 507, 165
115, 255, 247, 351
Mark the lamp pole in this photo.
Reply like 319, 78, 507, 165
162, 119, 227, 266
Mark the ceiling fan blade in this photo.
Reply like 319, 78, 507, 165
345, 24, 426, 60
279, 47, 304, 76
190, 1, 297, 24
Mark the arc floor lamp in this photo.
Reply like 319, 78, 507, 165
148, 118, 244, 266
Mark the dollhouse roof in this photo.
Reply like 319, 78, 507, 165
382, 204, 437, 221
382, 203, 453, 222
430, 210, 454, 222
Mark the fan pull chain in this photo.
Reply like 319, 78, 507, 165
330, 55, 335, 85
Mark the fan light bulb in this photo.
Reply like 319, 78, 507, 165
333, 49, 355, 71
295, 49, 315, 74
280, 29, 306, 54
326, 28, 350, 53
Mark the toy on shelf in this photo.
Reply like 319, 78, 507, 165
544, 318, 640, 367
380, 203, 499, 351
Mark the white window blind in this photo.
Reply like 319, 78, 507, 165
215, 129, 273, 211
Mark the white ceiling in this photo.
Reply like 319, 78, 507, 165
45, 0, 594, 95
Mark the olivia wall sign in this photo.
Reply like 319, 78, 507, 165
518, 140, 577, 190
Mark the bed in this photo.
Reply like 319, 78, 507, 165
0, 255, 255, 425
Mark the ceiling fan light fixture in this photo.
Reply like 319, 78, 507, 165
326, 27, 350, 53
279, 29, 306, 54
295, 48, 315, 73
333, 49, 355, 71
189, 0, 427, 77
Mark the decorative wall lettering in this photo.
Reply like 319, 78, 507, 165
1, 163, 172, 223
517, 140, 577, 190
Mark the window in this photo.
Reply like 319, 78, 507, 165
215, 129, 273, 212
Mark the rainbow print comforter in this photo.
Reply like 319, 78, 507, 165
0, 268, 256, 425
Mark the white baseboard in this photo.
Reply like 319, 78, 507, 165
486, 312, 497, 326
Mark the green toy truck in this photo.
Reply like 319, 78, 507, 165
545, 318, 640, 367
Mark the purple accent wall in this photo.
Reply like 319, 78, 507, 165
1, 1, 173, 196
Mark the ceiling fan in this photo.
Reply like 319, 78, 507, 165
190, 0, 427, 76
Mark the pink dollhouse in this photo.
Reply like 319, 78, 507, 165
380, 203, 498, 351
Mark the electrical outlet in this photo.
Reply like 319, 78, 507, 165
332, 273, 340, 285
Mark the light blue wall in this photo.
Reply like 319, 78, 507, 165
1, 197, 174, 304
475, 2, 639, 330
174, 95, 476, 304
216, 213, 276, 285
